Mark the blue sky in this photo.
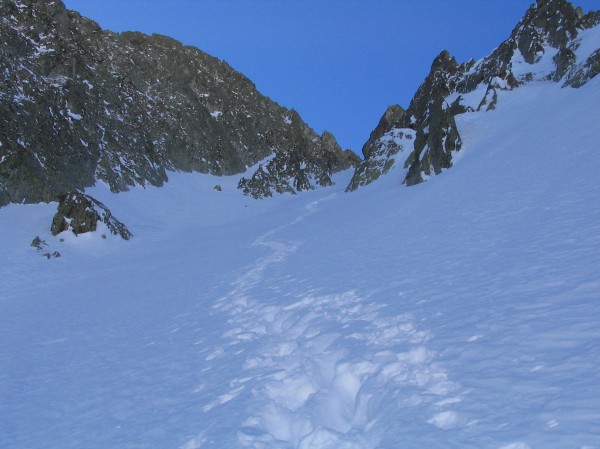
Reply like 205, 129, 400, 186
62, 0, 599, 154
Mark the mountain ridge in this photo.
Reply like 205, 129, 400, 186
0, 0, 357, 207
347, 0, 600, 191
1, 0, 599, 211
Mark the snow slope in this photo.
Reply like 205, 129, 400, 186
1, 77, 600, 449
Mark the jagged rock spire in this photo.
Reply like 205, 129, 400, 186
361, 105, 406, 159
347, 0, 600, 191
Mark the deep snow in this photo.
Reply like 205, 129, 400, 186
1, 77, 600, 449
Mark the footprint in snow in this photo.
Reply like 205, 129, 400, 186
188, 199, 464, 448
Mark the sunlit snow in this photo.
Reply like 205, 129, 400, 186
1, 79, 600, 449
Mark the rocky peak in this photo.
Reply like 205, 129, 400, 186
453, 0, 599, 94
0, 0, 356, 207
383, 49, 466, 186
406, 50, 460, 127
361, 105, 405, 159
348, 0, 600, 191
513, 0, 582, 62
431, 50, 459, 74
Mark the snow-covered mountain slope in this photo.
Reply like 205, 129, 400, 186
1, 70, 600, 448
348, 0, 600, 191
0, 0, 356, 207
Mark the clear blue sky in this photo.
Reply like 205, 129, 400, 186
62, 0, 599, 153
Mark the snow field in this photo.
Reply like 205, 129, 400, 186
1, 78, 600, 449
200, 199, 461, 448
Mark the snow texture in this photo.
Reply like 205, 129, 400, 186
1, 78, 600, 449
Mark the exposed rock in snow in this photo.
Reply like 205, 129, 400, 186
51, 191, 132, 240
239, 126, 359, 199
30, 235, 60, 259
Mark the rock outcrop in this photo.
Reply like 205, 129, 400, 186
0, 0, 356, 207
239, 120, 359, 198
51, 192, 132, 239
349, 0, 600, 190
346, 127, 415, 192
31, 236, 60, 259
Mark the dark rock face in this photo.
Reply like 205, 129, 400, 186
401, 51, 467, 186
346, 128, 414, 192
0, 0, 356, 207
361, 105, 406, 159
349, 0, 600, 190
564, 49, 600, 87
51, 192, 132, 240
238, 124, 359, 199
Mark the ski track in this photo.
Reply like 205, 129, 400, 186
183, 196, 464, 449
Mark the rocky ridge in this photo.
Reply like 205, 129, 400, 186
0, 0, 356, 207
348, 0, 600, 191
238, 117, 359, 199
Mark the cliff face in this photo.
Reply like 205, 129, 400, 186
0, 0, 356, 207
348, 0, 600, 191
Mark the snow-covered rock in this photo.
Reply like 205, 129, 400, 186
350, 0, 600, 190
51, 191, 132, 240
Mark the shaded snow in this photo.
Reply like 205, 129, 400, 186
1, 78, 600, 449
573, 24, 600, 61
510, 45, 560, 80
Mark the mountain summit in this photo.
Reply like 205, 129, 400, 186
348, 0, 600, 191
0, 0, 357, 207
